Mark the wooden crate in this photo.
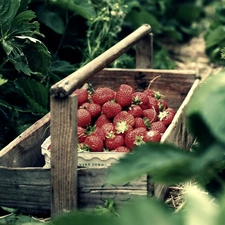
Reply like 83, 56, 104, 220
0, 24, 200, 217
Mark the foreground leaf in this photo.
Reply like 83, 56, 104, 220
107, 142, 195, 185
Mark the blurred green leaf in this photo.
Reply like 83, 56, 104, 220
205, 26, 225, 49
186, 71, 225, 146
107, 143, 195, 185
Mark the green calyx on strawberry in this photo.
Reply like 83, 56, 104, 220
158, 108, 175, 126
125, 127, 146, 149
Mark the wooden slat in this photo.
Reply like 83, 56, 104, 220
50, 24, 152, 97
0, 113, 50, 168
50, 94, 78, 218
0, 167, 147, 216
155, 78, 200, 200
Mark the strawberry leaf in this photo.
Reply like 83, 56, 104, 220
186, 72, 225, 147
107, 142, 195, 185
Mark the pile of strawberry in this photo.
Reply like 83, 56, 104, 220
73, 83, 175, 153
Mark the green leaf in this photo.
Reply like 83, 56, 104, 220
186, 71, 225, 146
14, 78, 49, 115
205, 26, 225, 49
107, 142, 195, 185
5, 36, 51, 76
0, 0, 20, 32
35, 5, 65, 34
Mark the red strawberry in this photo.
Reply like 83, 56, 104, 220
132, 92, 149, 109
77, 126, 87, 143
150, 121, 167, 133
73, 88, 89, 106
142, 108, 158, 123
113, 111, 135, 127
112, 146, 130, 152
79, 102, 90, 109
101, 122, 115, 138
158, 108, 176, 126
105, 134, 124, 150
115, 84, 134, 108
158, 99, 168, 111
95, 114, 111, 128
134, 117, 150, 129
77, 108, 92, 128
102, 101, 122, 119
148, 96, 160, 113
86, 103, 101, 118
115, 121, 133, 137
125, 127, 146, 150
128, 105, 143, 117
144, 89, 155, 97
144, 130, 161, 143
91, 87, 115, 105
84, 135, 103, 152
89, 126, 105, 141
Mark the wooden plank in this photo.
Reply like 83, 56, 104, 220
50, 24, 152, 97
0, 113, 50, 168
136, 33, 153, 68
89, 68, 196, 111
154, 78, 200, 200
50, 94, 78, 218
0, 167, 147, 216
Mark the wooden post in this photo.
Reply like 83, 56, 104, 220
136, 33, 153, 69
50, 94, 78, 218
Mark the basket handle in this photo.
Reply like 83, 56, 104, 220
50, 24, 152, 97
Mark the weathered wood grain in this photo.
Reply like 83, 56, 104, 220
50, 95, 78, 218
0, 167, 147, 216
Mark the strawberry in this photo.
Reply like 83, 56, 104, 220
128, 105, 143, 118
142, 108, 158, 123
132, 92, 149, 109
125, 127, 146, 150
148, 96, 160, 113
77, 126, 87, 143
158, 99, 168, 111
144, 89, 155, 97
115, 120, 133, 137
77, 108, 92, 128
134, 117, 150, 129
150, 121, 167, 133
115, 84, 134, 108
113, 111, 135, 127
101, 122, 115, 138
73, 88, 89, 106
158, 107, 176, 126
84, 135, 103, 152
91, 87, 115, 105
112, 146, 130, 152
144, 130, 161, 143
95, 114, 111, 128
86, 103, 102, 118
88, 126, 105, 141
102, 101, 122, 119
79, 102, 90, 109
105, 134, 124, 150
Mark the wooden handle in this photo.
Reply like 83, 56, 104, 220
50, 24, 152, 97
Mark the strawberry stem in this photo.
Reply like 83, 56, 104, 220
148, 75, 161, 89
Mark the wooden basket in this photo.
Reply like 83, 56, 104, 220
0, 24, 200, 218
